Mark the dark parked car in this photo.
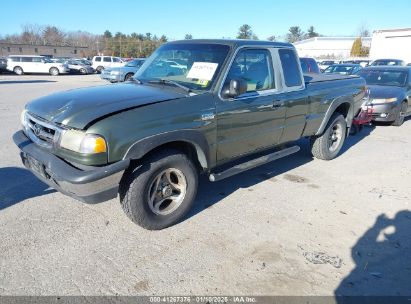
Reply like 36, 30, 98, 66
14, 39, 366, 229
356, 66, 411, 126
66, 60, 95, 74
300, 57, 321, 73
370, 59, 406, 67
324, 64, 362, 75
0, 57, 7, 73
342, 60, 370, 67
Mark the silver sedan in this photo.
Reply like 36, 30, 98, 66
100, 59, 145, 82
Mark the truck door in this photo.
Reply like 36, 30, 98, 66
276, 48, 309, 143
216, 48, 286, 162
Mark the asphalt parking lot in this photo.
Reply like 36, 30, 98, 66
0, 74, 410, 296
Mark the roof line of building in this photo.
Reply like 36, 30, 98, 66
374, 28, 411, 33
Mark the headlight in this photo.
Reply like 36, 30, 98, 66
20, 109, 27, 127
59, 130, 107, 154
372, 97, 398, 103
110, 70, 120, 75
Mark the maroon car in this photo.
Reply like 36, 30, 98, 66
300, 57, 321, 73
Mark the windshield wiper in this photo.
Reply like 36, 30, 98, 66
148, 79, 192, 94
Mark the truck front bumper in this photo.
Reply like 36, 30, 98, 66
13, 130, 130, 204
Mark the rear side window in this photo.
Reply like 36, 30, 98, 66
279, 49, 302, 87
10, 57, 20, 62
94, 57, 101, 62
103, 57, 111, 62
300, 59, 308, 73
21, 57, 33, 62
307, 58, 320, 73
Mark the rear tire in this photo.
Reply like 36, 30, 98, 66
13, 66, 23, 75
119, 149, 198, 230
310, 113, 347, 160
392, 102, 407, 126
49, 67, 59, 76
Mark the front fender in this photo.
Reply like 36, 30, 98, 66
123, 129, 211, 169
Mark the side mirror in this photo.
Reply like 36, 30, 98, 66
222, 79, 247, 99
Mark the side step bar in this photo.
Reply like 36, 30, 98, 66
209, 145, 300, 182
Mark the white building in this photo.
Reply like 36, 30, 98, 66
369, 28, 411, 64
293, 37, 372, 59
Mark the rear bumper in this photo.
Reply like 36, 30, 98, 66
13, 130, 130, 204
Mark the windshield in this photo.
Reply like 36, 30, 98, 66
134, 43, 230, 92
357, 70, 407, 87
324, 65, 354, 75
372, 60, 402, 66
126, 60, 144, 67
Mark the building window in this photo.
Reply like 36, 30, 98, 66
74, 49, 77, 55
34, 48, 38, 53
54, 49, 57, 54
19, 47, 22, 53
7, 47, 10, 52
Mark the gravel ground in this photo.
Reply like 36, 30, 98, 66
0, 74, 410, 296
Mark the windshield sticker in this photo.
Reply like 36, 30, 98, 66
196, 79, 209, 87
187, 62, 218, 81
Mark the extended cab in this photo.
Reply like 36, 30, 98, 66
14, 40, 366, 229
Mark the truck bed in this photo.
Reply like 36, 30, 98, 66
304, 73, 358, 84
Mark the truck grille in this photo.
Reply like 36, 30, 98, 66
24, 113, 62, 149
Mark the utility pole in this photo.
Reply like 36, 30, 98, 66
96, 40, 100, 55
119, 36, 122, 58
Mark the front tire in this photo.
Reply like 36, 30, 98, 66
119, 149, 198, 230
49, 67, 59, 76
310, 113, 347, 160
124, 73, 134, 81
392, 102, 407, 126
79, 68, 87, 74
96, 66, 104, 74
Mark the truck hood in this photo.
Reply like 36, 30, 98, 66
26, 83, 185, 129
368, 85, 405, 100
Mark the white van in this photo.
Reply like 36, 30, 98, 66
92, 56, 124, 73
7, 55, 69, 76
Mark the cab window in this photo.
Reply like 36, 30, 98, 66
224, 49, 275, 93
279, 49, 302, 87
113, 57, 121, 63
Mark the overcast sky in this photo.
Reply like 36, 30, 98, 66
1, 0, 410, 40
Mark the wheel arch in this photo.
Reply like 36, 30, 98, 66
123, 130, 211, 171
316, 98, 353, 136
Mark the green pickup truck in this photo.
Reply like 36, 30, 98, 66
14, 40, 366, 229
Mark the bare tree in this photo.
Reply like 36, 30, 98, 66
357, 23, 371, 37
20, 23, 44, 44
42, 26, 65, 45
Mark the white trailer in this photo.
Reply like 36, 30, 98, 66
370, 28, 411, 64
